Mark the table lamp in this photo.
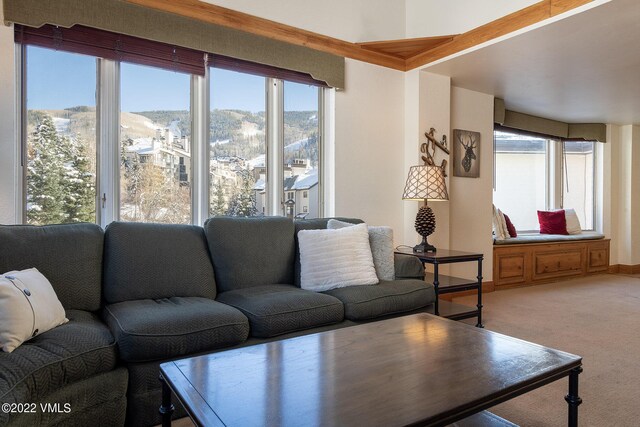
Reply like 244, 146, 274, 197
402, 165, 449, 253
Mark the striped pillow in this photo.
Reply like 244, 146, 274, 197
298, 223, 379, 292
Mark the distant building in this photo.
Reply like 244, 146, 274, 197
123, 128, 191, 184
253, 159, 319, 218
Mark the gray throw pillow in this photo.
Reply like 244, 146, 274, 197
327, 219, 395, 281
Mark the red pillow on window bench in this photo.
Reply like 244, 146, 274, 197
503, 214, 517, 238
537, 210, 568, 235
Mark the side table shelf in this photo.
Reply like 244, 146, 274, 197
396, 248, 484, 327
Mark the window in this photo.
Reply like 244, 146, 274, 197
493, 132, 547, 230
563, 141, 595, 230
120, 63, 192, 224
24, 46, 97, 225
209, 68, 265, 217
284, 82, 320, 219
20, 30, 327, 226
493, 130, 596, 231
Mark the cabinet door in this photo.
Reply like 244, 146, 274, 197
587, 241, 610, 273
494, 248, 529, 287
532, 244, 585, 281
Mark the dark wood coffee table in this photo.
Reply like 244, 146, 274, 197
159, 314, 582, 427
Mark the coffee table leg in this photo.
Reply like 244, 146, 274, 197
159, 374, 175, 427
565, 366, 583, 427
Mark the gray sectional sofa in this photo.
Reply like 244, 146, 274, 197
0, 216, 435, 427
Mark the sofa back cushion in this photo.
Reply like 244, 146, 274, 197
0, 223, 103, 311
204, 216, 295, 292
103, 222, 216, 303
293, 217, 363, 287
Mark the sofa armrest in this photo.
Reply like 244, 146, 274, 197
394, 253, 425, 280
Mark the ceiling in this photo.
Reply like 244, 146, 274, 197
424, 0, 640, 125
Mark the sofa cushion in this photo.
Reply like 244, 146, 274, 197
103, 297, 249, 362
5, 368, 128, 427
0, 310, 117, 411
0, 223, 104, 311
394, 254, 425, 279
204, 216, 296, 292
323, 280, 435, 320
103, 222, 217, 303
216, 285, 344, 338
293, 217, 364, 287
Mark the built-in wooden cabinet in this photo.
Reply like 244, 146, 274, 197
493, 239, 610, 289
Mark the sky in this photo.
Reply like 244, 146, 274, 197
27, 46, 319, 113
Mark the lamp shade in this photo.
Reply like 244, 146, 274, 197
402, 165, 449, 201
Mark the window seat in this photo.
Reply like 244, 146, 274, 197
493, 233, 609, 289
494, 231, 604, 245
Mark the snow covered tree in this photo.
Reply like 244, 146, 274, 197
210, 180, 227, 216
226, 170, 257, 217
26, 115, 66, 225
27, 114, 96, 225
62, 135, 96, 222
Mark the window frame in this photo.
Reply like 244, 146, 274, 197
19, 43, 329, 227
493, 128, 597, 232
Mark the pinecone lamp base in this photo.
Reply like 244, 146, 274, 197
413, 205, 437, 253
413, 235, 436, 253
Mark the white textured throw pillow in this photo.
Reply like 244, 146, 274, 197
564, 208, 582, 235
492, 205, 509, 240
327, 219, 395, 281
298, 223, 379, 292
0, 268, 68, 353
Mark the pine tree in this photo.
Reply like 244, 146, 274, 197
210, 181, 227, 216
63, 135, 96, 222
26, 115, 66, 225
226, 170, 257, 217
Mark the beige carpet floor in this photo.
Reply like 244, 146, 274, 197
455, 274, 640, 427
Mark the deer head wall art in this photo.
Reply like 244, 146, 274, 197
453, 129, 480, 178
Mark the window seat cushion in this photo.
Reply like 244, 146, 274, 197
494, 231, 604, 245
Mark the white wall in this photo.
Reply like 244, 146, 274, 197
405, 0, 539, 38
334, 59, 405, 239
203, 0, 406, 42
449, 87, 495, 280
0, 0, 18, 224
610, 125, 640, 266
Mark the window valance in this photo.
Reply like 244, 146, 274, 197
3, 0, 344, 88
494, 98, 606, 142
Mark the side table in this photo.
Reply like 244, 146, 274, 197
395, 248, 484, 327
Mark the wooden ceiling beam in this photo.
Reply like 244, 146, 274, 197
125, 0, 595, 73
405, 0, 594, 69
124, 0, 407, 70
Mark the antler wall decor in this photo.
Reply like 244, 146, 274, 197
452, 129, 481, 178
421, 127, 449, 177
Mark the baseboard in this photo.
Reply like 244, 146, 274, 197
439, 281, 494, 301
611, 264, 640, 274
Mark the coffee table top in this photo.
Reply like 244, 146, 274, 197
161, 314, 581, 427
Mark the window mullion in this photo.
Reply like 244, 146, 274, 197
320, 88, 335, 218
97, 58, 120, 228
17, 44, 26, 224
191, 70, 210, 225
546, 139, 562, 210
266, 78, 284, 216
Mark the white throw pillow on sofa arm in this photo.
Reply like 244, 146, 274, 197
327, 219, 395, 281
298, 223, 379, 292
0, 268, 68, 353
